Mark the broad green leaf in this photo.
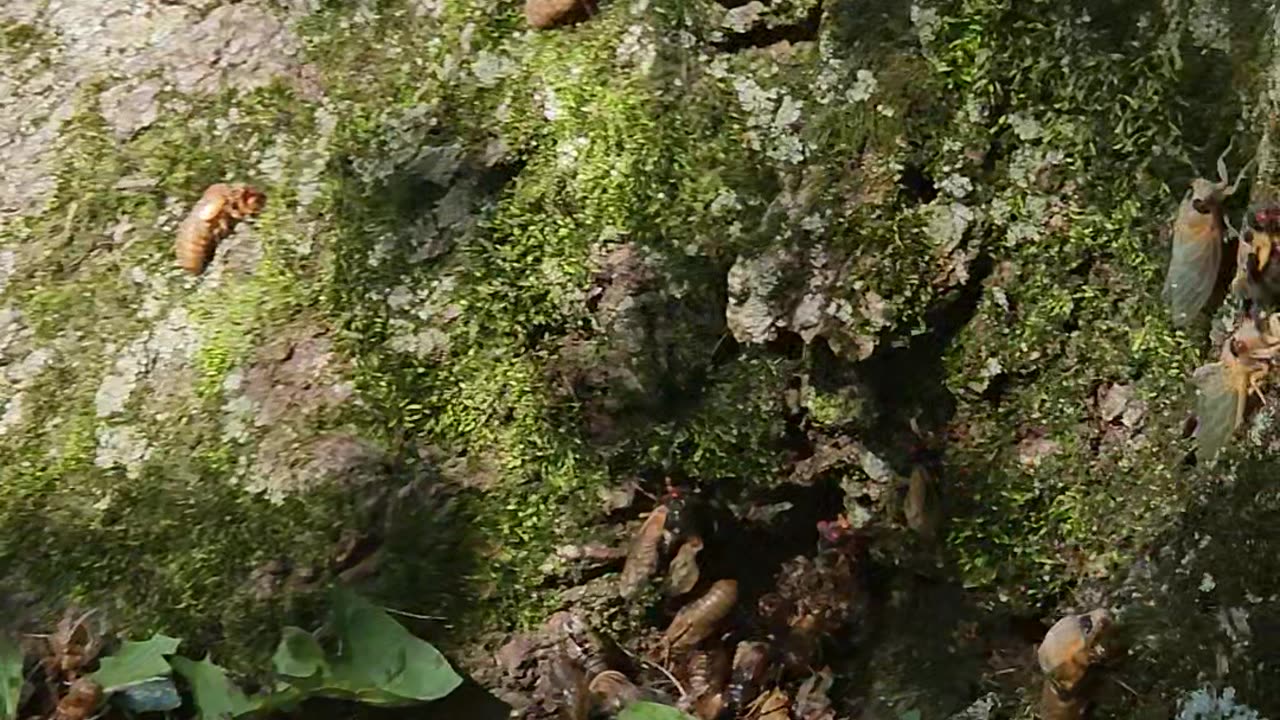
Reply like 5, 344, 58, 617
90, 634, 181, 691
171, 656, 257, 720
326, 587, 461, 702
271, 628, 327, 679
617, 701, 698, 720
899, 711, 923, 720
0, 633, 23, 720
116, 677, 182, 713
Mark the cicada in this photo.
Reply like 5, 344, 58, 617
1234, 202, 1280, 309
175, 183, 266, 275
903, 465, 942, 541
586, 670, 643, 714
665, 579, 738, 654
722, 641, 772, 716
563, 613, 627, 677
525, 0, 596, 29
1037, 609, 1114, 720
680, 646, 730, 717
666, 536, 704, 597
1164, 146, 1247, 327
1192, 314, 1280, 461
546, 654, 592, 720
52, 678, 103, 720
619, 504, 669, 598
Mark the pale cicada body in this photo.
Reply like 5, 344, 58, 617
174, 183, 266, 275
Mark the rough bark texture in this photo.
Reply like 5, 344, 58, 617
2, 0, 1280, 716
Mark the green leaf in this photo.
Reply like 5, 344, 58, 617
0, 633, 24, 720
617, 701, 698, 720
90, 634, 181, 692
899, 711, 923, 720
326, 587, 461, 703
271, 590, 461, 707
271, 628, 327, 679
171, 656, 257, 720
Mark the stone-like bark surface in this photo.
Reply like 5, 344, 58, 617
2, 0, 1280, 716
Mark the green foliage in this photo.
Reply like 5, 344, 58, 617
1, 590, 457, 720
617, 701, 698, 720
271, 587, 462, 705
90, 633, 181, 691
0, 633, 22, 720
170, 657, 257, 720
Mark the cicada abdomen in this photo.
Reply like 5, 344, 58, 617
174, 183, 266, 275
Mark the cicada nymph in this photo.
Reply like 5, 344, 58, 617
1192, 313, 1280, 461
586, 670, 644, 714
1164, 145, 1248, 327
722, 641, 772, 717
525, 0, 597, 29
619, 504, 669, 598
680, 646, 730, 718
52, 678, 103, 720
1037, 609, 1114, 720
903, 465, 942, 541
546, 653, 592, 720
665, 579, 738, 655
666, 536, 704, 597
174, 183, 266, 275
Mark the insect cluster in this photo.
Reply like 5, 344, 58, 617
1158, 143, 1280, 460
501, 484, 865, 720
8, 609, 107, 720
174, 183, 266, 275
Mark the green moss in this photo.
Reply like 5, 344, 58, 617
0, 76, 396, 671
0, 20, 55, 63
923, 0, 1269, 622
651, 353, 794, 482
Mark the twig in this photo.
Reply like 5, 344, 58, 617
642, 658, 685, 699
1111, 676, 1140, 697
380, 606, 447, 621
59, 201, 80, 247
617, 643, 685, 698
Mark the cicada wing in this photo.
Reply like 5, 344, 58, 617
1166, 226, 1222, 327
1193, 363, 1244, 462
